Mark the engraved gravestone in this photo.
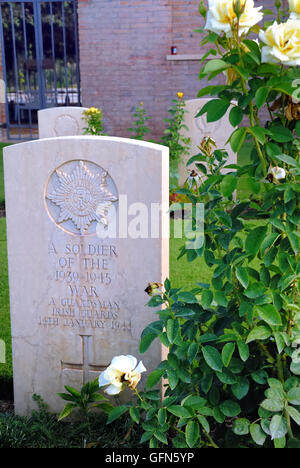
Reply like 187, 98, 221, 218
38, 106, 89, 139
178, 98, 236, 185
4, 136, 169, 415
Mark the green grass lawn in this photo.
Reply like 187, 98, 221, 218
0, 218, 12, 398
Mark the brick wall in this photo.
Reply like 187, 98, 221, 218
78, 0, 287, 138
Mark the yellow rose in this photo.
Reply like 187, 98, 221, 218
289, 0, 300, 19
177, 92, 184, 99
259, 20, 300, 66
205, 0, 263, 37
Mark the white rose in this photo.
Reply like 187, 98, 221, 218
99, 355, 146, 395
205, 0, 263, 37
268, 166, 286, 180
260, 20, 300, 66
289, 0, 300, 19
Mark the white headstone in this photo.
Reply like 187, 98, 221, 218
4, 136, 169, 415
38, 107, 89, 139
178, 98, 236, 185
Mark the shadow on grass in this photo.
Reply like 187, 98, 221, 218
0, 376, 13, 400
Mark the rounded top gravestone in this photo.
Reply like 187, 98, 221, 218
178, 98, 236, 186
4, 136, 169, 415
38, 106, 89, 139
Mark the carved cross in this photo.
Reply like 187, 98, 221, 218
61, 334, 107, 385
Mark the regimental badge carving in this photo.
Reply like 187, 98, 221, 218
54, 115, 80, 137
45, 160, 118, 235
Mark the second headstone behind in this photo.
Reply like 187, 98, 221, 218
38, 106, 89, 138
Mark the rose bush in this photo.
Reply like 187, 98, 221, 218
71, 0, 300, 449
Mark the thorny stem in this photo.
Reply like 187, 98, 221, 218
277, 355, 294, 439
236, 36, 267, 176
258, 342, 275, 364
134, 388, 144, 403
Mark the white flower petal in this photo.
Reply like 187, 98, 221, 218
126, 355, 138, 370
134, 361, 147, 374
268, 166, 286, 180
105, 384, 123, 396
98, 370, 111, 387
110, 355, 136, 373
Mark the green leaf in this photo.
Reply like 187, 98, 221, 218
245, 226, 268, 256
139, 333, 157, 354
147, 295, 164, 307
220, 174, 237, 198
215, 291, 228, 307
246, 325, 272, 343
287, 388, 300, 405
261, 399, 284, 412
256, 304, 282, 326
201, 289, 213, 309
232, 377, 250, 400
203, 59, 229, 74
274, 437, 286, 449
250, 423, 267, 446
158, 408, 166, 426
107, 406, 128, 424
183, 395, 207, 410
269, 126, 293, 143
255, 86, 270, 109
129, 407, 140, 424
230, 127, 247, 153
167, 368, 179, 390
229, 106, 243, 127
149, 437, 160, 448
291, 361, 300, 376
222, 343, 236, 368
64, 386, 81, 399
154, 429, 168, 445
197, 99, 231, 123
275, 153, 299, 167
236, 266, 249, 288
274, 332, 286, 354
266, 142, 282, 157
237, 341, 250, 362
146, 369, 165, 389
244, 282, 265, 299
202, 346, 223, 372
178, 368, 191, 384
168, 405, 192, 419
233, 418, 250, 436
185, 421, 200, 448
220, 400, 241, 418
261, 233, 280, 253
270, 415, 288, 440
198, 415, 210, 433
166, 319, 179, 343
188, 342, 199, 363
287, 406, 300, 426
251, 370, 269, 385
58, 403, 76, 422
